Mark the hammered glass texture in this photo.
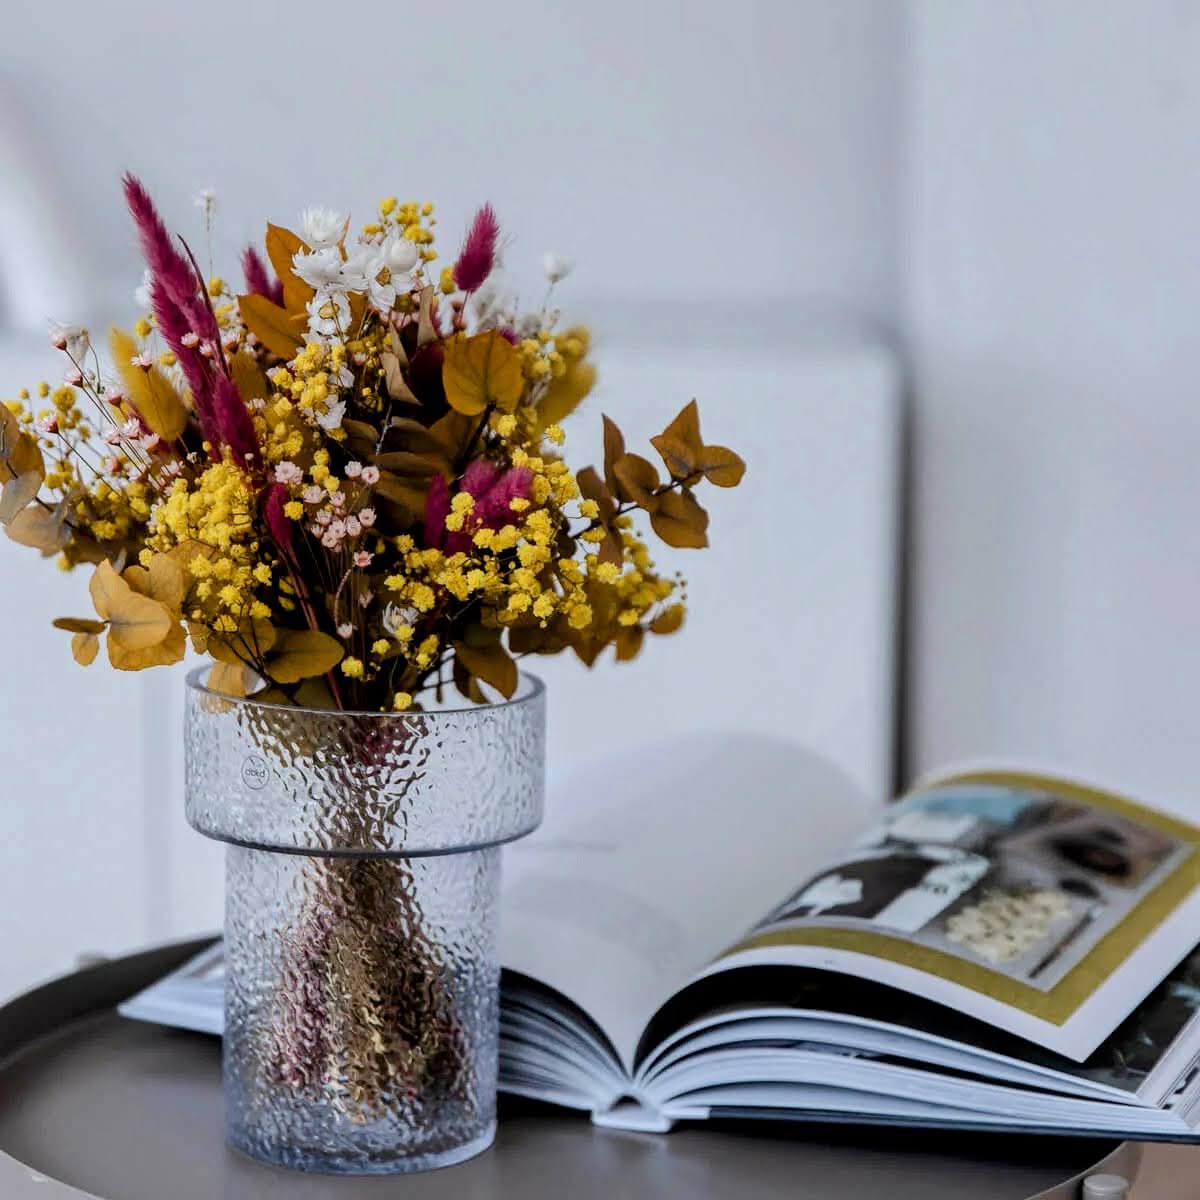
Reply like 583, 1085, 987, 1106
224, 845, 501, 1173
184, 669, 545, 856
183, 673, 545, 1174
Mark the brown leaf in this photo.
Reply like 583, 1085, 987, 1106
612, 453, 662, 512
265, 224, 315, 315
650, 489, 709, 549
657, 399, 704, 457
374, 450, 443, 477
238, 294, 304, 359
417, 285, 438, 347
0, 469, 41, 525
601, 415, 626, 498
614, 625, 644, 662
6, 502, 67, 555
695, 444, 746, 487
0, 405, 43, 485
53, 617, 107, 634
230, 351, 269, 406
381, 352, 420, 405
442, 332, 524, 416
427, 409, 479, 461
650, 432, 697, 481
453, 638, 518, 698
373, 472, 431, 516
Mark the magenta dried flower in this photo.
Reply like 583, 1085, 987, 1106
453, 204, 499, 294
241, 245, 284, 306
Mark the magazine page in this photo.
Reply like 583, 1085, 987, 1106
699, 769, 1200, 1061
498, 732, 873, 1069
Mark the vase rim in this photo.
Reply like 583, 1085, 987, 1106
184, 664, 545, 719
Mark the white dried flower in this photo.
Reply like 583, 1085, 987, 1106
541, 252, 573, 284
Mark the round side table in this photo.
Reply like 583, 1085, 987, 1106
0, 941, 1140, 1200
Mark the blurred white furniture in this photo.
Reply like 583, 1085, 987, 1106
0, 326, 902, 998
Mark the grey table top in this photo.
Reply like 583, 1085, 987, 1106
0, 941, 1140, 1199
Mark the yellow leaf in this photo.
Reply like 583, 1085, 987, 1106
612, 453, 662, 512
381, 352, 420, 405
614, 625, 644, 661
264, 224, 315, 315
650, 433, 697, 481
108, 623, 187, 671
453, 638, 518, 699
650, 604, 685, 636
0, 404, 44, 485
266, 629, 344, 684
237, 294, 304, 359
123, 553, 185, 612
538, 359, 596, 429
695, 444, 746, 488
71, 632, 99, 666
53, 617, 106, 634
89, 560, 173, 650
208, 660, 250, 698
230, 351, 269, 406
208, 620, 278, 665
657, 399, 704, 457
442, 332, 524, 416
0, 469, 42, 524
650, 489, 709, 549
109, 327, 188, 442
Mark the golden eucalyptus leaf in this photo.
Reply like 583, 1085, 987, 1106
695, 444, 746, 488
649, 488, 709, 549
53, 617, 106, 634
264, 224, 315, 315
656, 399, 704, 458
417, 285, 438, 347
266, 628, 344, 684
373, 471, 431, 516
237, 294, 304, 359
71, 631, 100, 666
123, 553, 185, 613
207, 619, 278, 665
0, 469, 42, 525
612, 453, 662, 512
442, 332, 523, 417
453, 638, 518, 699
0, 405, 43, 485
452, 655, 489, 705
538, 359, 596, 429
108, 327, 188, 442
373, 450, 443, 478
6, 502, 67, 555
88, 560, 174, 650
108, 623, 186, 670
650, 604, 686, 635
427, 409, 479, 461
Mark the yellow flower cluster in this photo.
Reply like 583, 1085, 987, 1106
363, 197, 438, 263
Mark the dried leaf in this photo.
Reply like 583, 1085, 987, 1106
0, 405, 43, 485
123, 553, 185, 612
374, 450, 443, 477
387, 327, 409, 367
381, 352, 420, 405
71, 631, 100, 666
657, 399, 704, 458
453, 638, 518, 699
417, 285, 438, 347
650, 604, 685, 635
442, 332, 524, 416
373, 471, 432, 516
230, 351, 269, 406
109, 327, 188, 442
265, 223, 315, 315
427, 409, 479, 461
612, 453, 662, 512
601, 416, 626, 498
614, 625, 644, 661
452, 654, 489, 704
238, 294, 304, 359
208, 660, 250, 698
695, 444, 746, 487
650, 433, 697, 481
89, 560, 174, 650
53, 617, 106, 634
538, 359, 596, 429
108, 623, 186, 670
650, 489, 709, 549
266, 628, 344, 683
6, 503, 66, 555
0, 469, 42, 524
208, 619, 278, 665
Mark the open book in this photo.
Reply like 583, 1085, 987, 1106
121, 736, 1200, 1140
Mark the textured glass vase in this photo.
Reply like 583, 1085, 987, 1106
184, 668, 545, 1175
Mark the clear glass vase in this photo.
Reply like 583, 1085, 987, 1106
183, 668, 545, 1175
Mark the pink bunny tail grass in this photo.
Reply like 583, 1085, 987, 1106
242, 245, 284, 306
476, 466, 532, 527
454, 203, 499, 293
262, 483, 294, 554
149, 276, 219, 449
212, 373, 259, 468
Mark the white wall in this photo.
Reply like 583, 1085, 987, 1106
904, 1, 1200, 810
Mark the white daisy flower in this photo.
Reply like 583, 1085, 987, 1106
306, 290, 350, 339
300, 207, 346, 249
292, 246, 344, 290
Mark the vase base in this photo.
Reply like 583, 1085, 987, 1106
229, 1120, 497, 1175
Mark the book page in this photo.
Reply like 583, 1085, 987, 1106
499, 732, 873, 1069
700, 768, 1200, 1061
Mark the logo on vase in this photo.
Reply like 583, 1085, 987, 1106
241, 755, 270, 791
